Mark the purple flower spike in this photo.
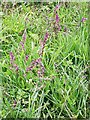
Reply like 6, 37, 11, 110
56, 14, 59, 23
36, 58, 42, 63
10, 52, 15, 64
54, 5, 61, 33
44, 32, 49, 43
54, 14, 61, 32
45, 32, 49, 39
81, 17, 87, 22
10, 52, 15, 61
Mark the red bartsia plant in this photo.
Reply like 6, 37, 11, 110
54, 5, 61, 33
26, 58, 42, 72
55, 13, 61, 31
26, 32, 49, 77
9, 28, 27, 72
26, 57, 45, 77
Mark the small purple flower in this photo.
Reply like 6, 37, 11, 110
37, 63, 45, 77
56, 14, 59, 23
26, 58, 41, 72
37, 70, 42, 77
10, 52, 15, 64
44, 32, 49, 42
20, 41, 24, 50
36, 58, 42, 64
64, 27, 67, 32
25, 55, 29, 61
26, 67, 32, 72
15, 66, 19, 71
81, 17, 87, 23
40, 62, 45, 75
54, 16, 61, 32
10, 52, 15, 61
13, 64, 19, 71
13, 100, 17, 107
54, 6, 61, 33
54, 4, 60, 12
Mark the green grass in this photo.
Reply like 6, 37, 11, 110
0, 2, 89, 118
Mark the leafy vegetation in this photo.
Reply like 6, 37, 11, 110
0, 2, 89, 118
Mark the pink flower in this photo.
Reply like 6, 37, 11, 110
58, 26, 61, 31
10, 52, 15, 64
36, 58, 42, 63
13, 64, 19, 71
56, 14, 59, 23
54, 14, 61, 32
13, 100, 17, 107
44, 32, 49, 42
37, 70, 42, 77
54, 4, 60, 12
25, 55, 29, 61
26, 58, 41, 72
10, 52, 15, 61
81, 17, 87, 22
26, 66, 33, 72
15, 66, 19, 71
